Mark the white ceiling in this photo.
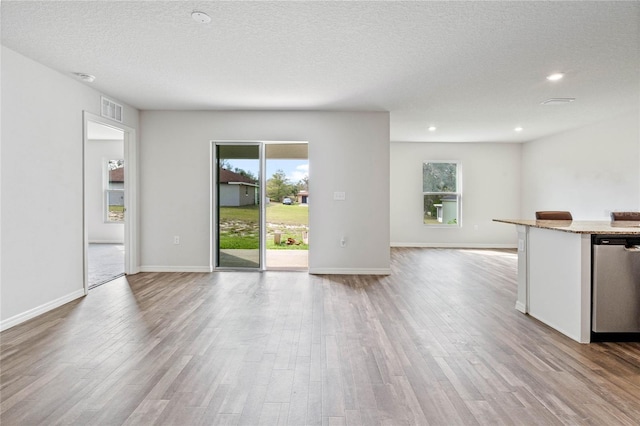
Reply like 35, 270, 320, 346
2, 1, 639, 143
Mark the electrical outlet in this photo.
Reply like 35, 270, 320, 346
174, 236, 180, 245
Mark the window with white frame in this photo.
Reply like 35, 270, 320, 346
423, 161, 461, 226
106, 159, 124, 223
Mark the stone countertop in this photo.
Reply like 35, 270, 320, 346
493, 219, 640, 235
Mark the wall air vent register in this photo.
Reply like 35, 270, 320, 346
101, 96, 123, 123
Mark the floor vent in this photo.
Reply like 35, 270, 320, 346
101, 96, 123, 122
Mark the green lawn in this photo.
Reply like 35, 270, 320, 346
266, 203, 308, 225
219, 233, 259, 249
218, 203, 308, 250
218, 203, 308, 225
219, 205, 260, 222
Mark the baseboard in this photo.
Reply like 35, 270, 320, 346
128, 266, 141, 275
309, 268, 391, 275
139, 265, 213, 273
0, 289, 85, 332
515, 301, 527, 313
89, 240, 124, 244
391, 242, 517, 249
141, 266, 391, 275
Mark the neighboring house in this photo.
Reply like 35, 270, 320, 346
109, 166, 124, 189
296, 190, 309, 205
218, 168, 259, 207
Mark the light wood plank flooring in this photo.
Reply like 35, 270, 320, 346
2, 248, 640, 425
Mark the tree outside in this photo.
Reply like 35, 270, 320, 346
423, 162, 458, 224
267, 169, 308, 203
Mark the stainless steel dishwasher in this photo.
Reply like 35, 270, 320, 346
592, 235, 640, 341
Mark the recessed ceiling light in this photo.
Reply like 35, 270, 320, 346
514, 127, 523, 132
73, 72, 95, 83
192, 11, 211, 24
428, 126, 437, 132
541, 98, 576, 105
546, 73, 564, 81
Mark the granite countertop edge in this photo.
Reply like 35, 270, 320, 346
493, 219, 640, 235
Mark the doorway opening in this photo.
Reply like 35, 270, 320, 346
86, 122, 124, 287
83, 112, 137, 292
212, 141, 309, 271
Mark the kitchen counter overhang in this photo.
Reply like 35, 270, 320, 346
494, 219, 640, 234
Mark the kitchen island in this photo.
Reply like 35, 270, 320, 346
494, 219, 640, 343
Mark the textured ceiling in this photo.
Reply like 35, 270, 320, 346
2, 1, 639, 142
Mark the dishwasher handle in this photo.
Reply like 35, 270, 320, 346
624, 245, 640, 252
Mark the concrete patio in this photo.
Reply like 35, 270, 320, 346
218, 249, 308, 270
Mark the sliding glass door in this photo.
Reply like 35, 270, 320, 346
213, 141, 309, 271
215, 143, 262, 269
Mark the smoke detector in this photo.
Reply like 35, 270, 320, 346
73, 72, 95, 83
541, 98, 576, 105
192, 11, 211, 24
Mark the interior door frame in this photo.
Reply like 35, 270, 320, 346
211, 141, 266, 271
82, 111, 138, 293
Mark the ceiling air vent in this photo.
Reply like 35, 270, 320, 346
541, 98, 576, 105
101, 96, 123, 122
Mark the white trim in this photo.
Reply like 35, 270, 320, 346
260, 143, 267, 271
139, 265, 213, 273
516, 224, 530, 315
391, 242, 517, 249
0, 290, 85, 332
89, 240, 125, 244
309, 268, 391, 275
210, 142, 215, 272
83, 112, 139, 296
123, 122, 139, 275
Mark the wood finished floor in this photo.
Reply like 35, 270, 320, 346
2, 248, 640, 425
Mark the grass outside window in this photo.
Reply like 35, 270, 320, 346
219, 203, 308, 250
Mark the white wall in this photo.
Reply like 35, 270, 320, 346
139, 111, 390, 274
521, 111, 640, 220
0, 47, 139, 329
86, 139, 124, 243
390, 142, 522, 247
